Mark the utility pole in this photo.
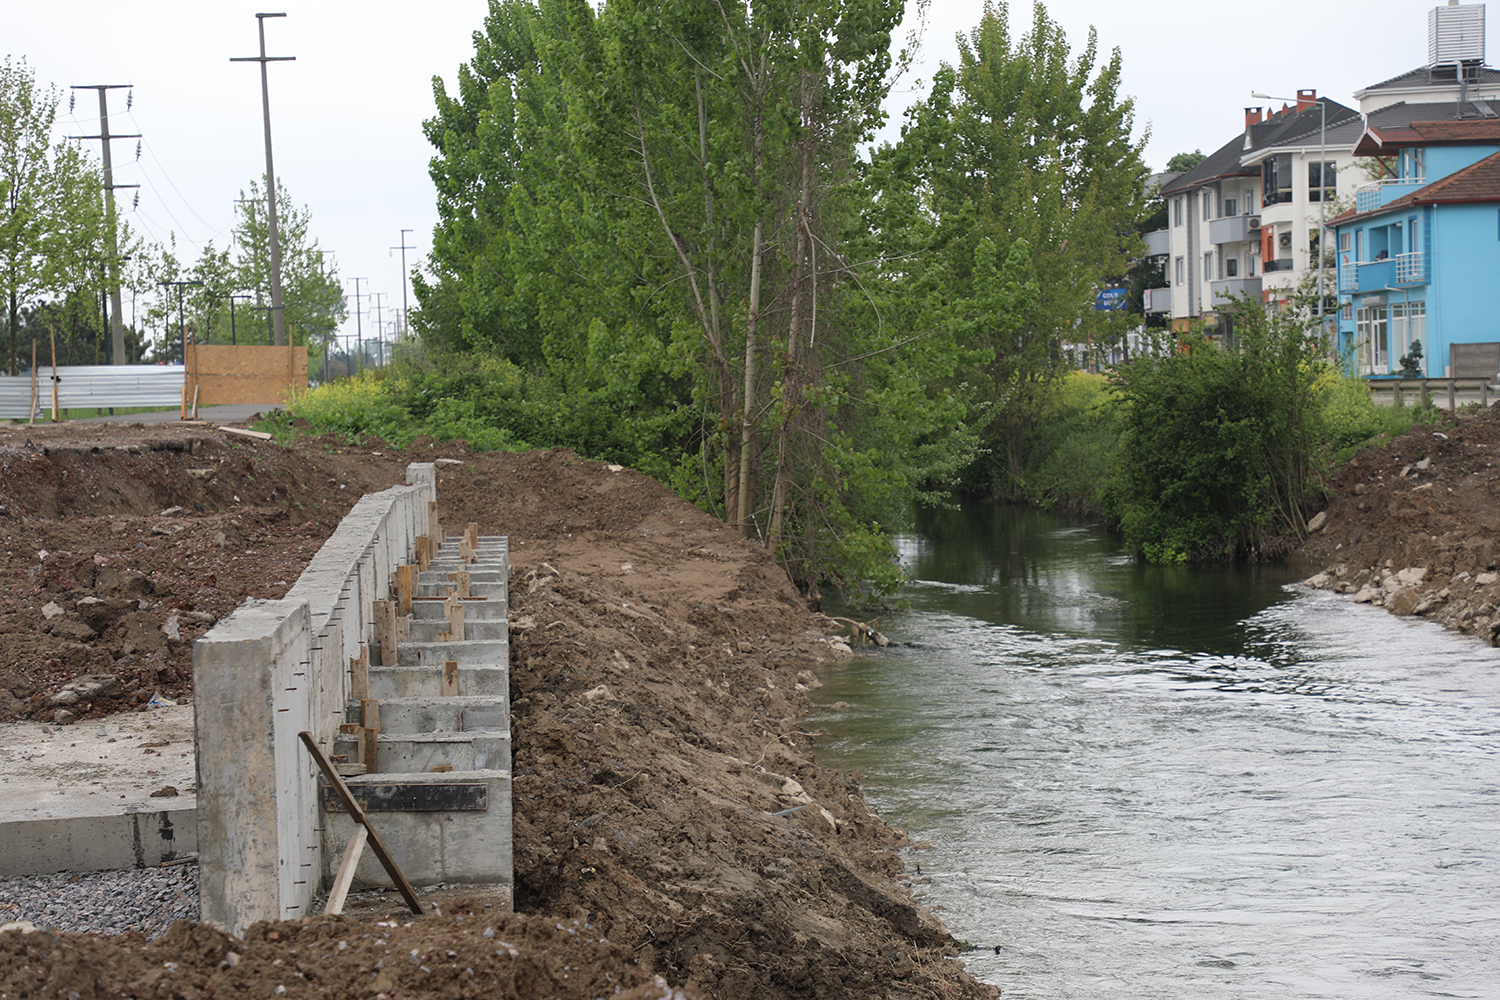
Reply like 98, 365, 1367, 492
370, 291, 387, 366
158, 280, 203, 364
391, 229, 414, 339
348, 277, 366, 374
69, 85, 139, 366
232, 13, 295, 347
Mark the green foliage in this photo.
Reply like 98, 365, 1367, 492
1398, 339, 1424, 379
416, 0, 975, 600
1321, 368, 1444, 461
872, 0, 1149, 495
1018, 371, 1121, 512
1108, 302, 1332, 563
1166, 149, 1207, 173
1, 57, 135, 374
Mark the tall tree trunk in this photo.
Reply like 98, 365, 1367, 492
769, 75, 816, 554
738, 216, 763, 536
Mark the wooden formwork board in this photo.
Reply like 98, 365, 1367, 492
184, 345, 308, 407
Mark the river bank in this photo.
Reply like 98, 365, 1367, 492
1297, 404, 1500, 645
0, 423, 993, 999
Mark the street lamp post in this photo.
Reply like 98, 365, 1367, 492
1252, 90, 1327, 330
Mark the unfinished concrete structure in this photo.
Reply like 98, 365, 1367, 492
193, 463, 513, 935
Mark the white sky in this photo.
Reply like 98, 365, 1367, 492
8, 1, 1493, 352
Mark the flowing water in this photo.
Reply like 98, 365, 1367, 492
810, 505, 1500, 999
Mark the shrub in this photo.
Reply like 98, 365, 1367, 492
1109, 303, 1331, 562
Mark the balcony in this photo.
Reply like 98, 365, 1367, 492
1210, 277, 1263, 305
1144, 287, 1171, 313
1354, 177, 1427, 213
1262, 257, 1296, 273
1208, 215, 1258, 245
1341, 252, 1429, 292
1143, 229, 1170, 256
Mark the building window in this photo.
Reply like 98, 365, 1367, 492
1203, 191, 1213, 221
1406, 148, 1425, 181
1391, 302, 1427, 367
1224, 196, 1238, 217
1175, 256, 1184, 285
1309, 161, 1336, 202
1174, 197, 1183, 227
1205, 252, 1214, 280
1339, 232, 1352, 252
1357, 305, 1390, 372
1342, 301, 1353, 321
1246, 188, 1256, 214
1226, 256, 1238, 278
1263, 154, 1291, 206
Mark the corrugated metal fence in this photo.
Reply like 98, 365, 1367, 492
0, 365, 185, 419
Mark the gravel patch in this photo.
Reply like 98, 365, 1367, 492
0, 863, 199, 938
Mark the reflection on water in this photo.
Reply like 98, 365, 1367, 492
813, 504, 1500, 999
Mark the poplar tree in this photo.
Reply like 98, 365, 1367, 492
421, 0, 971, 596
878, 1, 1148, 494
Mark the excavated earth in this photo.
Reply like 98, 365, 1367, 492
0, 418, 994, 1000
6, 401, 1496, 1000
1299, 403, 1500, 642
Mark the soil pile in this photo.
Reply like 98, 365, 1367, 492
1299, 404, 1500, 642
0, 418, 994, 999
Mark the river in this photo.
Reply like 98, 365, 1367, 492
811, 504, 1500, 999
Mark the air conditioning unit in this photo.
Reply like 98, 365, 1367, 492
1247, 215, 1262, 230
1278, 231, 1293, 250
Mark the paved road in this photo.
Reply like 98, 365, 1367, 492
68, 404, 283, 425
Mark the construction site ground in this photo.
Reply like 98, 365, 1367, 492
0, 418, 994, 1000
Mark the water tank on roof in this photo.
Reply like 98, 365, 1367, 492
1429, 2, 1486, 66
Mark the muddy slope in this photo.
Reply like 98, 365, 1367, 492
0, 420, 993, 1000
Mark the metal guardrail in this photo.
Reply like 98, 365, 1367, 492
0, 365, 185, 419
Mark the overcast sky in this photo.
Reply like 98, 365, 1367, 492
8, 1, 1493, 353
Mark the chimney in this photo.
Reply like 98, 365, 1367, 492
1245, 106, 1264, 130
1297, 89, 1317, 112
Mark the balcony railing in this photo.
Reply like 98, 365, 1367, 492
1395, 250, 1429, 284
1208, 215, 1258, 246
1143, 229, 1170, 256
1339, 252, 1429, 292
1354, 177, 1427, 213
1144, 287, 1171, 313
1210, 276, 1263, 305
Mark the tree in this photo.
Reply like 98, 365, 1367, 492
226, 177, 344, 353
876, 1, 1149, 496
419, 0, 974, 597
1166, 148, 1206, 173
1, 57, 118, 375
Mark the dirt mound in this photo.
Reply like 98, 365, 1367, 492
1299, 404, 1500, 641
1, 903, 696, 999
0, 418, 994, 999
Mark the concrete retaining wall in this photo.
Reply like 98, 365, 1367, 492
193, 463, 435, 935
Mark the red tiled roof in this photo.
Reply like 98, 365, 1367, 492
1355, 117, 1500, 155
1331, 151, 1500, 227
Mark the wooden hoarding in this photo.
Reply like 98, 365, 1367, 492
184, 345, 308, 413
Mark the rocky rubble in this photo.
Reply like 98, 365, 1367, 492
1299, 404, 1500, 645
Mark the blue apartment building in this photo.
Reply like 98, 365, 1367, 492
1329, 116, 1500, 377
